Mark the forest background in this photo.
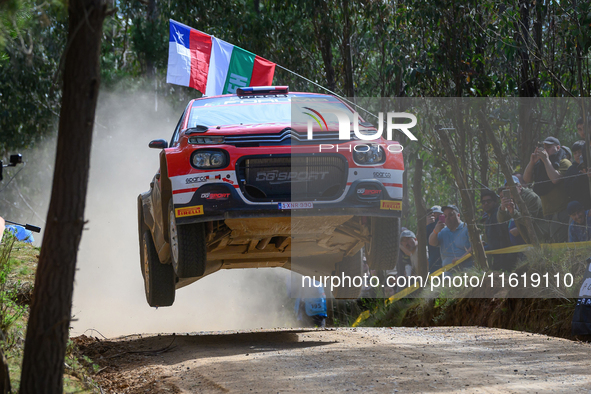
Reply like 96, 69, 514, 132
2, 0, 591, 241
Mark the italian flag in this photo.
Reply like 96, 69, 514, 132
166, 19, 276, 96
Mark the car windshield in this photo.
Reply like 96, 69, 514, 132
187, 94, 353, 128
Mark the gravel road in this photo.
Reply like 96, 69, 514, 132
77, 326, 591, 393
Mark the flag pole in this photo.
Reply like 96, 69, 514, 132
275, 64, 378, 121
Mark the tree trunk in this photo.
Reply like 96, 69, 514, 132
412, 157, 428, 278
435, 126, 488, 270
477, 110, 540, 247
313, 4, 336, 92
517, 0, 539, 168
341, 0, 355, 98
19, 0, 106, 391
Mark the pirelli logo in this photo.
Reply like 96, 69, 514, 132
175, 205, 204, 218
380, 200, 402, 210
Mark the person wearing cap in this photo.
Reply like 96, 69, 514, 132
523, 136, 572, 243
428, 204, 472, 271
481, 189, 515, 270
498, 175, 549, 244
399, 229, 419, 279
425, 205, 443, 272
567, 201, 591, 243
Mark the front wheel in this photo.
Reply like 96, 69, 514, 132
142, 231, 175, 307
169, 202, 207, 278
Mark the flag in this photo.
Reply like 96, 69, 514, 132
166, 19, 276, 96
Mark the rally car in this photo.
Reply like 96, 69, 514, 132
138, 86, 403, 307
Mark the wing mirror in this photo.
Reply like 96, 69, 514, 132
148, 139, 168, 149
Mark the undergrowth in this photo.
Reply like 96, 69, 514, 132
360, 246, 591, 340
0, 234, 102, 393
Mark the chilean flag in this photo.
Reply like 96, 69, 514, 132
166, 19, 276, 96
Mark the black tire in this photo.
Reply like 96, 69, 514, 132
142, 231, 175, 307
169, 202, 207, 278
332, 249, 364, 300
366, 217, 400, 271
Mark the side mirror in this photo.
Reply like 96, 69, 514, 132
148, 139, 168, 149
9, 154, 22, 165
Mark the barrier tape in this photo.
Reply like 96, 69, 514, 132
350, 240, 591, 327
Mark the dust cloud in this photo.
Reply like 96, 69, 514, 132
70, 88, 299, 337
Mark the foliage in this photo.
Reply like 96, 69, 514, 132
0, 233, 27, 353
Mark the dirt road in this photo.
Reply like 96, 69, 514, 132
76, 327, 591, 393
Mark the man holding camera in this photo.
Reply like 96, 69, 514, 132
523, 137, 571, 243
428, 204, 472, 271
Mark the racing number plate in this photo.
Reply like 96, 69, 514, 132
278, 202, 313, 210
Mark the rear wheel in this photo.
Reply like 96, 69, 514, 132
332, 249, 364, 300
169, 202, 207, 278
142, 231, 175, 307
366, 217, 400, 271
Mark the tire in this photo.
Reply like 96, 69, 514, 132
169, 202, 207, 278
142, 231, 175, 307
332, 249, 364, 300
366, 217, 400, 271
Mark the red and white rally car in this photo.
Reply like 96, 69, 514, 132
138, 87, 403, 306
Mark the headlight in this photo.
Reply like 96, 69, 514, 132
352, 144, 386, 165
188, 136, 225, 144
191, 150, 228, 169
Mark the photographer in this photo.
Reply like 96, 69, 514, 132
523, 137, 571, 243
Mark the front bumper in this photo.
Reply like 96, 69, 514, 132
173, 179, 402, 225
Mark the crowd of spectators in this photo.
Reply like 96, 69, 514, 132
393, 123, 591, 287
354, 122, 591, 299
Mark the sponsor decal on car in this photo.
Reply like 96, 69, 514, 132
186, 176, 209, 184
372, 171, 391, 179
256, 170, 329, 184
175, 205, 204, 217
222, 177, 234, 184
357, 188, 382, 196
380, 200, 402, 210
200, 193, 231, 200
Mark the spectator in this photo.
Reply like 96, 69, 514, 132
523, 136, 571, 242
427, 205, 443, 273
428, 204, 472, 271
498, 175, 549, 244
481, 189, 515, 270
567, 201, 591, 243
425, 205, 443, 272
565, 149, 591, 210
513, 173, 525, 186
572, 141, 586, 165
399, 229, 418, 277
508, 219, 526, 245
563, 146, 573, 162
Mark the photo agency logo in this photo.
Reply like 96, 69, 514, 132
302, 107, 417, 153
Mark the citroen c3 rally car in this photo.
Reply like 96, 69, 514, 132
138, 86, 403, 307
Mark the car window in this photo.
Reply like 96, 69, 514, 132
186, 94, 353, 128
